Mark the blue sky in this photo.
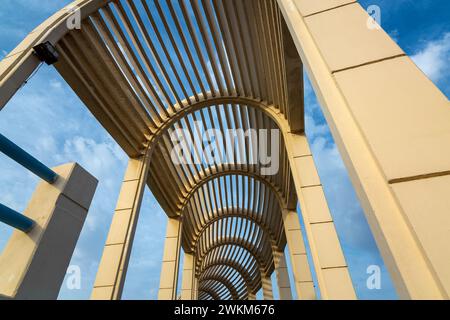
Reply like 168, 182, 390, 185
0, 0, 449, 300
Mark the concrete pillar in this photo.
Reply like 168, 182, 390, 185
261, 270, 274, 300
282, 209, 316, 300
279, 0, 450, 299
284, 133, 355, 299
192, 276, 199, 300
158, 217, 182, 300
273, 248, 293, 300
91, 155, 150, 300
181, 253, 195, 300
0, 163, 98, 299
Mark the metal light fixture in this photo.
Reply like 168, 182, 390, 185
32, 41, 59, 65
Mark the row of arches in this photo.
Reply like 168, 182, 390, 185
50, 2, 300, 299
0, 0, 355, 300
2, 0, 440, 300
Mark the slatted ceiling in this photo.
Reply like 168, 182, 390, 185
83, 20, 157, 132
181, 183, 285, 247
71, 0, 291, 121
54, 0, 305, 300
55, 46, 147, 156
101, 8, 170, 121
149, 105, 293, 203
201, 266, 246, 299
91, 14, 162, 128
66, 31, 144, 141
201, 247, 262, 297
200, 277, 238, 300
201, 292, 214, 300
196, 237, 274, 278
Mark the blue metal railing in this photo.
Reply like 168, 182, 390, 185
0, 133, 57, 183
0, 203, 35, 232
0, 132, 58, 233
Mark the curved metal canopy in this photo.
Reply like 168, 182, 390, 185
43, 0, 303, 300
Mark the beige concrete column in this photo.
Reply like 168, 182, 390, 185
284, 133, 355, 299
279, 0, 450, 299
91, 155, 150, 300
248, 293, 256, 300
192, 276, 199, 300
0, 163, 98, 299
273, 248, 293, 300
282, 209, 316, 300
261, 271, 274, 300
181, 253, 195, 300
158, 217, 182, 300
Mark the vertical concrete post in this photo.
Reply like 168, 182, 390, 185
158, 217, 182, 300
273, 248, 293, 300
278, 0, 450, 299
284, 133, 355, 299
261, 271, 274, 300
0, 163, 98, 299
181, 253, 195, 300
282, 209, 316, 300
192, 276, 199, 300
91, 155, 150, 300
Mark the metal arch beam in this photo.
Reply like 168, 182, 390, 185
198, 281, 225, 301
177, 165, 290, 215
149, 93, 310, 146
199, 259, 260, 294
198, 289, 219, 301
147, 94, 290, 148
194, 216, 276, 275
0, 0, 110, 110
200, 263, 252, 296
197, 244, 260, 277
200, 264, 248, 298
183, 207, 283, 253
199, 276, 240, 300
145, 95, 299, 218
199, 278, 238, 300
195, 238, 270, 274
199, 280, 228, 300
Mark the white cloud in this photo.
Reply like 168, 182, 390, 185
411, 33, 450, 82
58, 137, 126, 180
49, 80, 63, 89
305, 115, 329, 139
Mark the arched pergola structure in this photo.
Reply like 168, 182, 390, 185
1, 0, 450, 301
